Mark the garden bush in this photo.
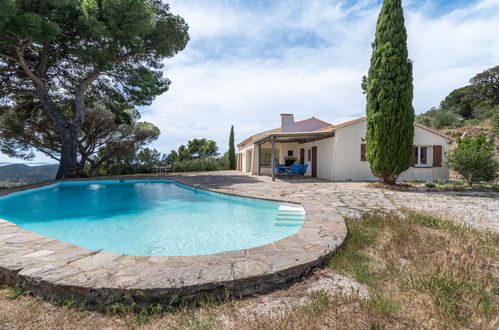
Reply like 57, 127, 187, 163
446, 134, 498, 187
172, 157, 227, 172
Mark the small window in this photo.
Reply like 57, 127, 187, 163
414, 146, 430, 167
307, 149, 312, 162
287, 150, 293, 157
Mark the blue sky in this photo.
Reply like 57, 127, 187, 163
2, 0, 499, 163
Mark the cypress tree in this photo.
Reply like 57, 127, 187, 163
364, 0, 414, 184
228, 125, 236, 170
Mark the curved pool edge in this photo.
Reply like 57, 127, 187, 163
0, 175, 347, 306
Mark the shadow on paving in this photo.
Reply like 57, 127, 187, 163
172, 172, 331, 188
171, 174, 263, 188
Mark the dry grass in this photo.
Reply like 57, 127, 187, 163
370, 180, 499, 192
1, 211, 498, 329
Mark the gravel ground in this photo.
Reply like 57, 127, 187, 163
384, 190, 499, 232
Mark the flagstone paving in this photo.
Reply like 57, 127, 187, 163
0, 173, 347, 306
176, 173, 497, 233
0, 171, 496, 307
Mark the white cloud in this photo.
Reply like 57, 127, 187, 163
2, 0, 498, 163
141, 0, 499, 155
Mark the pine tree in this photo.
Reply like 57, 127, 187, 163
228, 126, 236, 170
364, 0, 414, 184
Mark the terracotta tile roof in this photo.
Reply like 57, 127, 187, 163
237, 117, 331, 148
237, 127, 280, 148
238, 115, 453, 148
317, 116, 453, 141
316, 126, 333, 132
315, 116, 366, 132
414, 122, 454, 141
296, 116, 332, 126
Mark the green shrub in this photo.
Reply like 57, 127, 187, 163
491, 106, 499, 133
424, 182, 436, 188
172, 158, 227, 172
98, 163, 153, 176
431, 110, 462, 129
445, 134, 498, 187
416, 115, 433, 127
473, 104, 497, 120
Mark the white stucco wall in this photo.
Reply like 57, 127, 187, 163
332, 121, 451, 181
300, 137, 335, 179
238, 145, 255, 173
398, 125, 452, 182
238, 120, 451, 182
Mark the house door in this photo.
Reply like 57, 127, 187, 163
237, 153, 242, 171
300, 148, 305, 164
311, 146, 317, 178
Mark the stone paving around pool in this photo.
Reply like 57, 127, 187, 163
0, 173, 347, 306
181, 172, 496, 232
0, 171, 497, 307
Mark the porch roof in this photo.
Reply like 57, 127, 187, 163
253, 131, 335, 145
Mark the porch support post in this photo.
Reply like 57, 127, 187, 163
271, 136, 276, 182
257, 143, 261, 175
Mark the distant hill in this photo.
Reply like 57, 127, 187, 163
0, 164, 58, 184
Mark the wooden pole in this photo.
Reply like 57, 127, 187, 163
257, 144, 261, 175
271, 136, 276, 182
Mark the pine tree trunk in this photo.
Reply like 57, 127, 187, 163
56, 124, 79, 179
34, 89, 81, 180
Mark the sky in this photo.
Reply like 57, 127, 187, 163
2, 0, 499, 163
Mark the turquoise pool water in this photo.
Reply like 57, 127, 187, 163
0, 180, 303, 256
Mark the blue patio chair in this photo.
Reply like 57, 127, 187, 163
275, 165, 288, 175
300, 164, 308, 175
289, 164, 301, 175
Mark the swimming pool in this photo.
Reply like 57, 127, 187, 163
0, 180, 304, 256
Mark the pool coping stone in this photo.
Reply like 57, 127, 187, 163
0, 174, 347, 306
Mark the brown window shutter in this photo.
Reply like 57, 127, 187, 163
360, 144, 366, 161
433, 145, 442, 167
412, 146, 417, 166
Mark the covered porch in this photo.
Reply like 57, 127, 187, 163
252, 131, 334, 181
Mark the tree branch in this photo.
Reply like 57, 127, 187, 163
15, 39, 44, 89
36, 42, 50, 75
74, 69, 100, 125
15, 39, 67, 125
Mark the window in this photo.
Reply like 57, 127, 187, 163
414, 146, 430, 167
260, 148, 279, 166
287, 150, 293, 157
307, 149, 312, 162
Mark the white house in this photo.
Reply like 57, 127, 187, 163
237, 114, 453, 182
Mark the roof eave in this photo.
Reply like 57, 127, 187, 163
253, 131, 335, 145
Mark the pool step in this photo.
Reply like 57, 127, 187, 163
275, 216, 303, 221
274, 204, 305, 226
